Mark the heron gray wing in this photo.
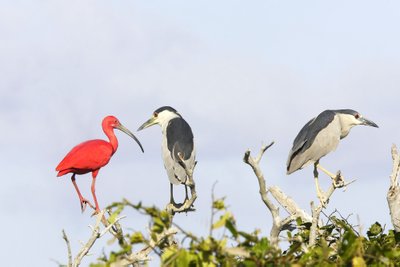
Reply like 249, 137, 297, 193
166, 117, 194, 161
287, 110, 335, 167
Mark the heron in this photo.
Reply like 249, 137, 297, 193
138, 106, 196, 206
286, 109, 378, 202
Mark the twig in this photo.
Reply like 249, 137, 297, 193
209, 181, 219, 237
62, 210, 125, 267
387, 144, 400, 232
110, 227, 179, 266
243, 142, 283, 247
62, 230, 72, 267
309, 175, 354, 247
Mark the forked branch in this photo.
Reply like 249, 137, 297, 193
244, 142, 311, 247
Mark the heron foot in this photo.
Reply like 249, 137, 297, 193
333, 171, 345, 188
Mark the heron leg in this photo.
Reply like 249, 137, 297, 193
71, 174, 95, 213
316, 163, 337, 180
184, 184, 189, 201
91, 170, 101, 214
170, 183, 176, 205
313, 163, 327, 206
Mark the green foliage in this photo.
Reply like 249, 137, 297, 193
88, 198, 400, 266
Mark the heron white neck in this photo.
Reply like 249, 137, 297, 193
337, 113, 358, 139
158, 112, 180, 130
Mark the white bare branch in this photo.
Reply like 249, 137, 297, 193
110, 227, 179, 267
387, 144, 400, 232
62, 230, 72, 267
309, 173, 354, 247
244, 142, 307, 247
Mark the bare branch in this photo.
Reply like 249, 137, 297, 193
210, 181, 218, 236
61, 210, 126, 267
73, 210, 105, 266
387, 144, 400, 232
110, 227, 179, 266
62, 230, 72, 267
309, 173, 352, 247
269, 186, 312, 224
243, 142, 285, 247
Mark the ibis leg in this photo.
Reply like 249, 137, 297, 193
71, 174, 95, 212
91, 170, 101, 214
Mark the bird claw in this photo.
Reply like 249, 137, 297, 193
333, 171, 345, 188
80, 198, 95, 213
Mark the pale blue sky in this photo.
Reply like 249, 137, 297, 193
1, 1, 399, 266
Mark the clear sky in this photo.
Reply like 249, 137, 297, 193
1, 1, 399, 266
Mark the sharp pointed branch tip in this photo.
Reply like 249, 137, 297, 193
392, 145, 398, 160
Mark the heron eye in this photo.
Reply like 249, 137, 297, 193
354, 114, 360, 119
154, 112, 158, 118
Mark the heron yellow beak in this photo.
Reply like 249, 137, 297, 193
137, 117, 157, 131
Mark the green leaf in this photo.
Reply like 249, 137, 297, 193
367, 222, 383, 238
225, 217, 238, 238
212, 212, 232, 230
352, 256, 366, 267
129, 232, 145, 244
213, 198, 226, 210
107, 203, 124, 224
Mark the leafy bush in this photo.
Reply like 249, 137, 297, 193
85, 197, 400, 266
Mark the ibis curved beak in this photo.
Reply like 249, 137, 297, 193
360, 117, 379, 128
137, 117, 157, 131
116, 124, 144, 152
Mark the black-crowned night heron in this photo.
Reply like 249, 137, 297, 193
138, 106, 196, 205
286, 109, 378, 201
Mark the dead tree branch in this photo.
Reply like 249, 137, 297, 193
309, 174, 355, 247
269, 186, 312, 224
62, 210, 125, 267
62, 230, 72, 267
244, 142, 310, 247
387, 144, 400, 232
110, 227, 179, 267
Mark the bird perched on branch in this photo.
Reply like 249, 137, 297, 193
138, 106, 196, 206
56, 116, 144, 213
286, 109, 378, 201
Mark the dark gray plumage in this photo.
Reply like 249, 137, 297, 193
287, 109, 378, 175
138, 106, 196, 204
167, 117, 194, 162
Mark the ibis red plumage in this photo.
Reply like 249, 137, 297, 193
56, 115, 144, 213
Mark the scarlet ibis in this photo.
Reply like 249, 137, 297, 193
56, 115, 144, 213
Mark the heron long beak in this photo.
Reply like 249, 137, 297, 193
360, 117, 379, 128
116, 124, 144, 152
137, 117, 157, 131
